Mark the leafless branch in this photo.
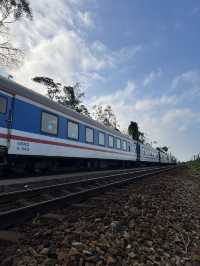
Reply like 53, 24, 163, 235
0, 0, 32, 67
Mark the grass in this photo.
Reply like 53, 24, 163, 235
187, 160, 200, 173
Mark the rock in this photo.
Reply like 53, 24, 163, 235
129, 219, 135, 229
163, 252, 170, 258
123, 231, 130, 240
110, 221, 121, 232
62, 236, 71, 247
86, 255, 98, 262
146, 240, 153, 247
128, 252, 136, 258
28, 246, 39, 257
57, 251, 66, 262
83, 250, 94, 256
40, 248, 49, 255
72, 241, 85, 249
129, 207, 140, 217
68, 247, 81, 256
106, 255, 116, 264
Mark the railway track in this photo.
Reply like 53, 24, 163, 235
0, 165, 177, 229
0, 166, 160, 193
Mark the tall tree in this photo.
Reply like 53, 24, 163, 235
128, 121, 145, 143
60, 83, 85, 111
32, 76, 90, 117
32, 76, 61, 101
92, 104, 119, 130
128, 121, 139, 141
0, 0, 32, 66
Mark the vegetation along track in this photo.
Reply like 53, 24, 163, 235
0, 166, 177, 230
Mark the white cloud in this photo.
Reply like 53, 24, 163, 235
5, 0, 141, 93
171, 70, 200, 99
77, 11, 94, 29
134, 95, 177, 111
161, 108, 200, 128
172, 70, 200, 88
90, 80, 136, 107
143, 69, 162, 87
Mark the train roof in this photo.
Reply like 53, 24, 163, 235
0, 75, 134, 141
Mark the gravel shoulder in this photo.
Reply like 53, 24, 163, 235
0, 166, 200, 266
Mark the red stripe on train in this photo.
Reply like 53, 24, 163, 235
0, 133, 130, 156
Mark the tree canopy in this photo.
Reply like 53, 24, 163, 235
128, 121, 145, 143
32, 76, 90, 117
128, 121, 139, 141
161, 146, 169, 152
0, 0, 32, 66
32, 77, 61, 101
92, 104, 119, 130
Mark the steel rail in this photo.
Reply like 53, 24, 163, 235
0, 166, 177, 229
0, 165, 150, 181
0, 166, 163, 201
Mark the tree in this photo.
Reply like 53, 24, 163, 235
139, 131, 145, 144
32, 76, 90, 117
92, 104, 119, 130
128, 121, 145, 143
128, 121, 139, 141
0, 0, 32, 66
32, 76, 61, 101
156, 146, 169, 152
161, 146, 169, 152
77, 104, 90, 117
60, 83, 85, 111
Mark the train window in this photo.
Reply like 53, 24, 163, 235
128, 143, 131, 152
0, 97, 7, 114
122, 140, 127, 151
108, 135, 114, 148
116, 138, 121, 149
86, 127, 94, 143
98, 132, 105, 146
41, 112, 58, 135
68, 121, 79, 140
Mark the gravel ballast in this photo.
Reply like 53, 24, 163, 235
0, 167, 200, 266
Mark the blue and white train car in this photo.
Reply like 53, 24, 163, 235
0, 75, 140, 172
140, 143, 160, 163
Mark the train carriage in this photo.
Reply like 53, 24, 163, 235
0, 76, 138, 171
0, 75, 175, 172
140, 143, 160, 164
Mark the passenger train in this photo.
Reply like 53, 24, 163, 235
0, 75, 176, 173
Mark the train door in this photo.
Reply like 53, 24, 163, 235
136, 142, 140, 161
0, 92, 13, 149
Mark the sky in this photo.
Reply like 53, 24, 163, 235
1, 0, 200, 161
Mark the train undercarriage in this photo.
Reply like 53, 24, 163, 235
0, 151, 157, 177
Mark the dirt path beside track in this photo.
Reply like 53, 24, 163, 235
0, 167, 200, 266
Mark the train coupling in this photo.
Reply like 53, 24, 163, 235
0, 146, 7, 166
